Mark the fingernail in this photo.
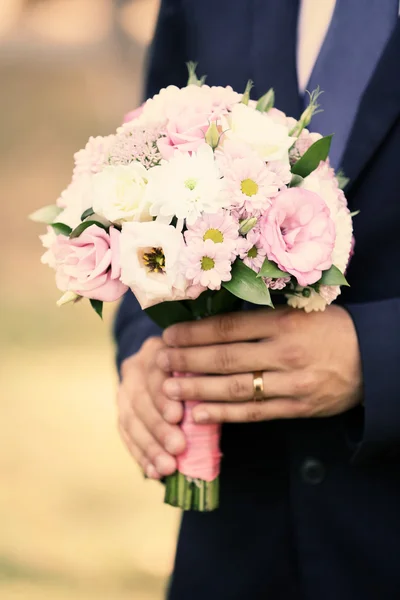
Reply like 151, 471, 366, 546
193, 410, 210, 424
164, 379, 181, 400
146, 464, 159, 479
163, 404, 180, 423
155, 455, 175, 475
156, 350, 170, 372
163, 326, 177, 346
165, 434, 183, 455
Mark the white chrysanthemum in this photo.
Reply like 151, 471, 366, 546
224, 103, 296, 162
57, 174, 93, 229
147, 145, 226, 228
301, 161, 353, 273
91, 164, 152, 225
287, 284, 341, 312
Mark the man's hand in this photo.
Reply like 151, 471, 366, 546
117, 337, 186, 479
156, 306, 363, 424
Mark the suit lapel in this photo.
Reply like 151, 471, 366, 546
341, 21, 400, 190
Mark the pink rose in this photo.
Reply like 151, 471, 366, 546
260, 188, 336, 286
157, 106, 209, 159
52, 225, 128, 301
123, 104, 145, 124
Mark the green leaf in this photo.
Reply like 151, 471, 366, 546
51, 222, 72, 236
29, 204, 63, 224
319, 265, 349, 287
81, 208, 95, 221
350, 210, 360, 218
90, 299, 103, 319
291, 135, 333, 178
256, 88, 274, 112
70, 220, 108, 239
222, 260, 273, 306
289, 174, 304, 188
145, 300, 193, 329
257, 258, 289, 279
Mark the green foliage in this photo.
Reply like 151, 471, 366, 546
222, 260, 273, 306
51, 222, 72, 236
90, 299, 103, 319
257, 258, 289, 279
70, 220, 108, 239
291, 135, 333, 178
319, 265, 349, 286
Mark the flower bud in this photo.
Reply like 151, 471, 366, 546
256, 88, 275, 112
56, 291, 80, 307
239, 217, 258, 235
241, 80, 253, 106
205, 122, 220, 150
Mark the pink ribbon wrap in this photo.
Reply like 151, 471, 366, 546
174, 372, 222, 482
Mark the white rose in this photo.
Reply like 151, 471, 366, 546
120, 221, 187, 309
224, 103, 296, 162
57, 174, 93, 229
39, 226, 58, 269
92, 163, 152, 224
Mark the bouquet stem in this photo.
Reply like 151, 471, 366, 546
164, 471, 219, 511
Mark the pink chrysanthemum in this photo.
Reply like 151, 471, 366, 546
264, 276, 291, 290
222, 155, 279, 215
184, 210, 239, 260
73, 136, 114, 180
109, 123, 164, 169
237, 229, 267, 273
182, 239, 232, 290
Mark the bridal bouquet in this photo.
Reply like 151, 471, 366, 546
31, 64, 353, 511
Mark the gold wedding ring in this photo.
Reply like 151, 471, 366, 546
253, 371, 264, 401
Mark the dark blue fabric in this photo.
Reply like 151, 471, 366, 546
114, 2, 400, 598
307, 0, 398, 169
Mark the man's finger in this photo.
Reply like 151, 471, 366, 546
163, 371, 295, 403
134, 393, 186, 456
163, 310, 282, 348
191, 399, 308, 424
156, 341, 281, 375
118, 422, 160, 479
126, 416, 177, 476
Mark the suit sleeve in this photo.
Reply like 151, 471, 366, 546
345, 297, 400, 462
114, 0, 188, 372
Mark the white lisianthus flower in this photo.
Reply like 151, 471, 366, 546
57, 174, 93, 229
301, 161, 353, 273
92, 163, 152, 224
120, 221, 188, 309
224, 103, 296, 162
147, 145, 226, 228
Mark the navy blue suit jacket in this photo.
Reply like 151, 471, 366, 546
115, 3, 400, 598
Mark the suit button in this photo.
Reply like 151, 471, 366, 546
300, 458, 325, 485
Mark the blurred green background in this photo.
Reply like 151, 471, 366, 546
0, 1, 179, 598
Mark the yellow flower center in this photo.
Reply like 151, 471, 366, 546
203, 228, 224, 243
185, 178, 198, 190
247, 245, 258, 259
240, 178, 259, 197
201, 256, 215, 271
142, 247, 166, 273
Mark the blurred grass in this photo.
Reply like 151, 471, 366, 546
0, 25, 179, 600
